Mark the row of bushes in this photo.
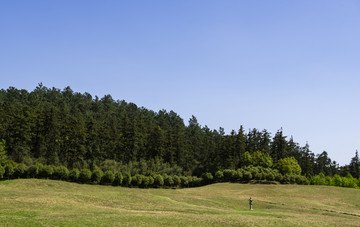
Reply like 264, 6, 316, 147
3, 162, 358, 189
213, 166, 308, 185
309, 173, 359, 189
0, 163, 204, 188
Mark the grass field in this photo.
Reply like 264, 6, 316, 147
0, 179, 359, 226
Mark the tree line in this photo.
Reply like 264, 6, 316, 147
0, 84, 359, 182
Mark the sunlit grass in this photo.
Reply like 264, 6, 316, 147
0, 179, 359, 226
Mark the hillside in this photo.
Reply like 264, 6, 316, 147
0, 179, 359, 226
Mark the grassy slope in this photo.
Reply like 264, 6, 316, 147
0, 179, 359, 226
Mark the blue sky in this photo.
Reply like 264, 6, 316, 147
1, 1, 359, 165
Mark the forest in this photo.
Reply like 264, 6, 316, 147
0, 84, 359, 188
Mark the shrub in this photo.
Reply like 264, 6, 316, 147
0, 165, 5, 179
189, 176, 202, 187
101, 170, 115, 185
39, 165, 54, 179
148, 176, 154, 186
122, 172, 132, 187
69, 168, 80, 182
53, 166, 69, 180
265, 172, 275, 181
275, 157, 301, 175
154, 174, 164, 187
164, 175, 174, 187
180, 176, 189, 187
91, 167, 104, 183
141, 176, 150, 188
4, 164, 15, 179
172, 175, 181, 187
255, 172, 263, 180
223, 169, 235, 181
215, 170, 224, 181
242, 171, 252, 181
233, 169, 243, 181
202, 172, 214, 184
27, 163, 42, 178
14, 163, 27, 178
132, 174, 143, 187
79, 169, 92, 183
113, 172, 123, 186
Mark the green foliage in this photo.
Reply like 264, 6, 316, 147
252, 151, 273, 168
38, 165, 54, 179
122, 172, 132, 186
91, 166, 103, 183
53, 166, 69, 180
154, 174, 164, 187
275, 157, 302, 175
215, 170, 224, 181
0, 139, 8, 164
113, 172, 123, 186
0, 165, 5, 179
14, 163, 27, 178
101, 170, 115, 185
4, 163, 15, 179
69, 168, 80, 182
172, 175, 181, 187
164, 175, 174, 187
131, 174, 143, 187
79, 169, 92, 184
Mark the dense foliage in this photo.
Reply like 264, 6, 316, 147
0, 84, 359, 189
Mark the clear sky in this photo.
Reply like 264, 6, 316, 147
1, 1, 359, 166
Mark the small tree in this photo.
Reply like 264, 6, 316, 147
202, 172, 214, 184
69, 168, 80, 182
91, 166, 103, 184
113, 172, 123, 186
164, 175, 174, 187
0, 165, 5, 179
275, 157, 301, 175
172, 175, 181, 187
154, 174, 164, 187
101, 170, 115, 185
215, 170, 224, 182
39, 165, 54, 179
5, 164, 15, 179
14, 163, 27, 178
53, 166, 69, 180
79, 169, 92, 184
122, 172, 132, 187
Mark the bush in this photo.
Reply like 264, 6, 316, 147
275, 157, 302, 175
53, 166, 69, 180
148, 176, 154, 186
39, 165, 54, 179
172, 175, 181, 187
69, 168, 80, 182
233, 169, 243, 181
242, 171, 252, 181
215, 170, 224, 182
255, 172, 263, 180
113, 172, 123, 186
79, 169, 92, 183
180, 176, 189, 187
27, 163, 42, 178
141, 176, 150, 188
122, 172, 132, 187
14, 163, 27, 178
4, 164, 15, 179
101, 170, 115, 185
265, 172, 275, 181
0, 165, 4, 179
223, 169, 235, 181
164, 175, 174, 187
154, 174, 164, 187
202, 172, 214, 184
132, 174, 143, 187
91, 167, 104, 183
189, 176, 202, 187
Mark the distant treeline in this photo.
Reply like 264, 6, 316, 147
0, 84, 359, 180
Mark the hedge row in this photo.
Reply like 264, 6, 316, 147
0, 163, 203, 188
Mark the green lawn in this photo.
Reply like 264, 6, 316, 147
0, 179, 359, 226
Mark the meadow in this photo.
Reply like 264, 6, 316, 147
0, 179, 359, 226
